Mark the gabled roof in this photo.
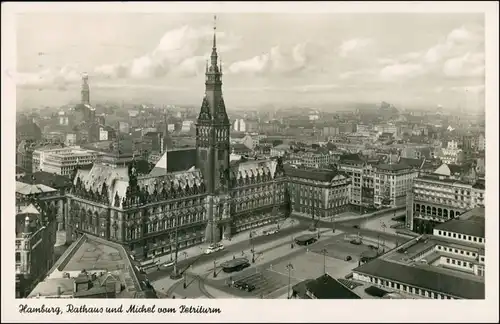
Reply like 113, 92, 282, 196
305, 274, 361, 299
399, 157, 425, 169
16, 181, 57, 195
18, 204, 41, 215
149, 148, 197, 176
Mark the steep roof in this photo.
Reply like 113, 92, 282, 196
149, 148, 197, 176
230, 160, 278, 181
73, 164, 129, 207
284, 165, 348, 182
399, 157, 425, 169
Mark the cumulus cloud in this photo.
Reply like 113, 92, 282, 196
94, 25, 240, 80
17, 24, 241, 87
443, 52, 484, 77
228, 42, 314, 76
338, 38, 372, 58
379, 63, 425, 81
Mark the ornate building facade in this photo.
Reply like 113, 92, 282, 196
65, 20, 290, 260
15, 182, 61, 297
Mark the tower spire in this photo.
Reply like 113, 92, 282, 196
213, 15, 217, 49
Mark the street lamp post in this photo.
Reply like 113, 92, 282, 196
286, 262, 294, 299
213, 258, 217, 278
321, 248, 327, 275
381, 221, 387, 253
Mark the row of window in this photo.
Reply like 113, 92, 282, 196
437, 230, 484, 243
437, 245, 478, 257
367, 276, 454, 299
444, 257, 474, 269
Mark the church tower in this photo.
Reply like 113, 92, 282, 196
196, 16, 231, 244
196, 16, 230, 194
81, 73, 90, 105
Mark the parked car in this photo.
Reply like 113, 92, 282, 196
350, 239, 362, 245
204, 243, 225, 255
345, 255, 352, 261
233, 281, 256, 292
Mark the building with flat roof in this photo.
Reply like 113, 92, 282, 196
27, 233, 154, 299
33, 146, 101, 176
352, 207, 485, 299
285, 165, 350, 221
406, 166, 484, 233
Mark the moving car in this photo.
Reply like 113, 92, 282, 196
263, 227, 279, 236
352, 225, 360, 229
161, 261, 175, 268
233, 281, 256, 292
345, 255, 352, 261
204, 243, 225, 255
350, 239, 362, 245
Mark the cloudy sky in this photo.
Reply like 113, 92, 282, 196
15, 12, 485, 110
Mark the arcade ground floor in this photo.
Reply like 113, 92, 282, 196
66, 211, 287, 262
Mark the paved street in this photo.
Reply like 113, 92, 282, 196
147, 221, 308, 281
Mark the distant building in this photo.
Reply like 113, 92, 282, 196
233, 119, 247, 132
65, 133, 77, 146
477, 133, 485, 151
181, 120, 194, 132
270, 143, 290, 158
17, 120, 42, 142
288, 149, 337, 169
119, 122, 130, 134
33, 146, 101, 176
353, 207, 485, 299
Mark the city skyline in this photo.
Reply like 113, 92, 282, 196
16, 13, 484, 110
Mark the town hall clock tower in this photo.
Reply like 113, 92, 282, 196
196, 16, 231, 243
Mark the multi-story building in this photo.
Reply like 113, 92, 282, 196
477, 133, 485, 151
373, 163, 418, 208
233, 119, 247, 132
352, 207, 485, 299
65, 26, 290, 262
288, 150, 337, 168
33, 146, 101, 176
285, 166, 350, 221
406, 169, 484, 234
15, 181, 62, 297
439, 140, 463, 164
338, 154, 374, 207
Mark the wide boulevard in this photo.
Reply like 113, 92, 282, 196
147, 208, 407, 281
